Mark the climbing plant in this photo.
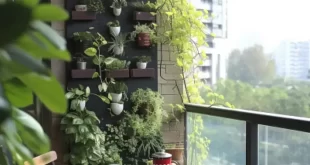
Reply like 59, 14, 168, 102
154, 0, 233, 164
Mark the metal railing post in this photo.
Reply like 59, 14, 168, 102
246, 122, 258, 165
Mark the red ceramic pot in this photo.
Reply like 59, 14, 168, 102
137, 33, 151, 47
152, 150, 172, 165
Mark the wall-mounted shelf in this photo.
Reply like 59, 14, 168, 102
130, 68, 155, 78
134, 11, 156, 21
71, 69, 96, 78
72, 11, 96, 20
104, 69, 130, 78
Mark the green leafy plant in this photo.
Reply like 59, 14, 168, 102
130, 24, 157, 43
131, 1, 158, 12
107, 81, 128, 94
87, 0, 105, 14
108, 33, 129, 56
0, 1, 70, 165
73, 31, 93, 42
136, 134, 164, 159
105, 59, 130, 70
102, 144, 122, 164
135, 56, 151, 63
66, 85, 90, 101
107, 20, 120, 27
110, 0, 127, 9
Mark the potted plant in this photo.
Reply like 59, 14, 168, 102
65, 85, 90, 110
110, 101, 124, 115
135, 56, 151, 69
87, 0, 105, 14
130, 24, 156, 47
103, 145, 122, 165
73, 30, 93, 54
105, 59, 131, 78
73, 53, 88, 70
110, 0, 127, 16
107, 20, 121, 36
131, 1, 158, 21
107, 81, 128, 102
108, 33, 128, 56
75, 0, 87, 11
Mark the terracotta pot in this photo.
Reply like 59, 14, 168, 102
137, 33, 151, 47
166, 149, 184, 161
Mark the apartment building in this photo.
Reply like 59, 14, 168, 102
274, 41, 310, 80
190, 0, 228, 85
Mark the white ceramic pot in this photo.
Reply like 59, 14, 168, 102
111, 103, 124, 115
113, 8, 122, 16
113, 46, 124, 55
110, 93, 122, 102
75, 5, 87, 11
79, 100, 86, 110
136, 62, 147, 69
109, 26, 120, 36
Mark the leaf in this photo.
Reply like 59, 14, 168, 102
0, 146, 9, 165
150, 12, 157, 16
93, 94, 110, 104
3, 78, 33, 108
102, 83, 108, 92
0, 3, 32, 47
92, 72, 99, 78
78, 125, 89, 133
18, 73, 67, 114
65, 92, 74, 99
20, 0, 39, 7
33, 4, 69, 21
72, 118, 84, 125
84, 47, 97, 56
165, 12, 173, 16
5, 45, 50, 76
104, 57, 117, 65
98, 84, 102, 92
108, 93, 112, 100
85, 87, 90, 97
0, 83, 11, 124
15, 32, 71, 61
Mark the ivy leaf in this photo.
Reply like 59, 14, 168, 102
0, 3, 32, 48
18, 73, 67, 114
108, 93, 112, 100
32, 4, 69, 21
98, 84, 103, 92
3, 78, 33, 108
84, 47, 97, 56
65, 92, 74, 99
92, 72, 99, 78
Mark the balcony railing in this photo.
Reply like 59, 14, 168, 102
184, 103, 310, 165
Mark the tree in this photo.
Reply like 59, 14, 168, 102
227, 45, 276, 84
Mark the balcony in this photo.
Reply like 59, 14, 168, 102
184, 103, 310, 165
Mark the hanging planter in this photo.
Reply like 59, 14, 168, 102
108, 33, 128, 56
135, 56, 151, 69
110, 0, 127, 16
107, 20, 121, 36
111, 102, 124, 115
130, 24, 156, 47
75, 0, 87, 11
110, 93, 122, 102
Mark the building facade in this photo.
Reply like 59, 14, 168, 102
190, 0, 228, 85
274, 41, 310, 80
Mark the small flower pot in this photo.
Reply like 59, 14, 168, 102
137, 33, 151, 47
113, 8, 122, 16
109, 26, 121, 36
79, 100, 86, 110
136, 62, 148, 69
110, 93, 122, 102
77, 61, 87, 70
75, 5, 87, 11
111, 103, 124, 115
113, 46, 124, 55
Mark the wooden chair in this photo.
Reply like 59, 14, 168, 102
24, 151, 57, 165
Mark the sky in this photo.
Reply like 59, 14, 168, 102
227, 0, 310, 53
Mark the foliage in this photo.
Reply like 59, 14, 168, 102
107, 81, 128, 94
136, 134, 164, 159
108, 33, 128, 56
131, 1, 158, 12
130, 23, 157, 43
73, 31, 93, 42
87, 0, 105, 14
107, 20, 120, 27
66, 85, 90, 101
110, 0, 127, 9
130, 88, 165, 137
135, 56, 151, 63
105, 59, 130, 70
227, 45, 276, 84
0, 1, 70, 164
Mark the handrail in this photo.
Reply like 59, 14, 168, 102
185, 103, 310, 133
184, 103, 310, 165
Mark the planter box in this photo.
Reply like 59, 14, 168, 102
134, 11, 156, 21
104, 69, 130, 78
71, 69, 96, 78
72, 11, 96, 20
130, 68, 155, 78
